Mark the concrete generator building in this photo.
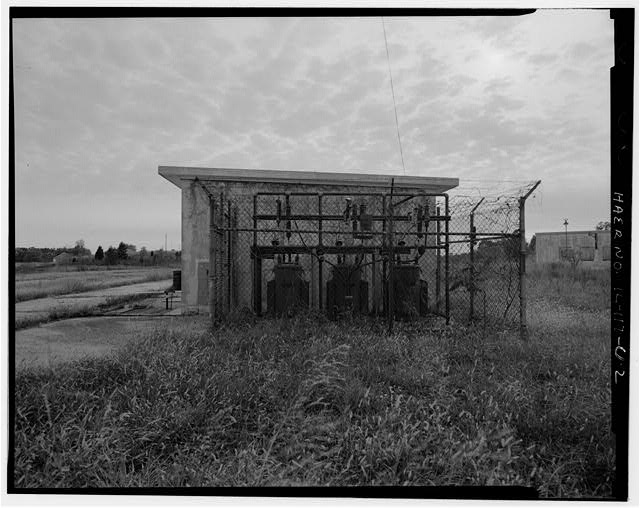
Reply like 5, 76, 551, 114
159, 166, 459, 315
534, 230, 611, 266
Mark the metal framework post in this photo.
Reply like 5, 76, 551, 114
381, 195, 387, 315
387, 178, 395, 334
231, 205, 238, 309
445, 195, 450, 325
252, 194, 262, 316
208, 196, 216, 322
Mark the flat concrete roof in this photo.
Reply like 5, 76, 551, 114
159, 166, 459, 193
536, 230, 610, 236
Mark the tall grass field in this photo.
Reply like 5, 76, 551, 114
13, 264, 613, 495
15, 266, 173, 302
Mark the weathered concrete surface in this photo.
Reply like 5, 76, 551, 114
15, 315, 209, 370
182, 181, 210, 310
15, 279, 172, 322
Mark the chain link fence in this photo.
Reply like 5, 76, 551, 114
198, 179, 539, 335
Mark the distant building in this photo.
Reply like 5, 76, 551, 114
53, 252, 75, 265
535, 230, 610, 265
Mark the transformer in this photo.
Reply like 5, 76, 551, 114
384, 263, 429, 319
326, 263, 369, 319
266, 262, 309, 316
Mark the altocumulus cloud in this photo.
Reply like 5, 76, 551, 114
14, 11, 613, 249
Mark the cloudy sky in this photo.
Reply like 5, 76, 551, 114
13, 10, 613, 252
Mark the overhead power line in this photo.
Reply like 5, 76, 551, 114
382, 17, 406, 176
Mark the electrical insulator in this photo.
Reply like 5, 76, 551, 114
398, 240, 406, 263
344, 198, 352, 222
336, 239, 343, 264
285, 201, 291, 241
423, 203, 430, 231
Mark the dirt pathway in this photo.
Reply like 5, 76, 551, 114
15, 279, 172, 322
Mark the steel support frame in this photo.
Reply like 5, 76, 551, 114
251, 190, 450, 325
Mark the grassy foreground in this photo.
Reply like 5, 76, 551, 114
14, 265, 613, 495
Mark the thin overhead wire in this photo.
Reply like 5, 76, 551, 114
382, 17, 406, 176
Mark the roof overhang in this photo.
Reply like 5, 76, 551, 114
536, 230, 610, 236
159, 166, 459, 194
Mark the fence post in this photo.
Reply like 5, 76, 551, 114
227, 200, 232, 315
469, 211, 475, 323
519, 196, 527, 341
436, 205, 441, 315
519, 180, 541, 340
318, 194, 323, 311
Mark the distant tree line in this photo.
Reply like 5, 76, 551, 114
96, 242, 180, 266
15, 240, 91, 263
16, 239, 180, 267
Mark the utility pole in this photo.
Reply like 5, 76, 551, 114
563, 219, 569, 249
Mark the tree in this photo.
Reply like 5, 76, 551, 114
94, 245, 104, 261
596, 221, 611, 231
72, 239, 90, 257
528, 234, 536, 254
105, 246, 119, 265
117, 242, 128, 261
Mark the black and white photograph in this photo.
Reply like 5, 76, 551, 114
5, 3, 635, 501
